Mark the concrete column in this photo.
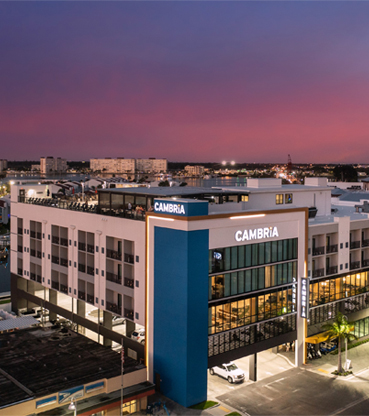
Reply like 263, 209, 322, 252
125, 320, 135, 337
77, 299, 86, 335
272, 346, 278, 354
249, 354, 257, 382
49, 289, 57, 321
103, 311, 112, 347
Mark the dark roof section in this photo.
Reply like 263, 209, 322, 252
0, 326, 144, 408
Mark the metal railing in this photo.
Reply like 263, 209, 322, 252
87, 244, 95, 254
60, 238, 68, 247
52, 281, 59, 290
60, 258, 68, 267
106, 301, 121, 314
51, 256, 59, 265
362, 239, 369, 248
52, 236, 59, 245
78, 291, 86, 300
312, 246, 325, 256
106, 272, 122, 285
30, 249, 36, 257
350, 261, 361, 270
326, 266, 338, 275
87, 266, 94, 276
78, 242, 86, 251
350, 241, 361, 249
30, 273, 36, 281
124, 253, 134, 264
124, 308, 134, 320
17, 245, 22, 253
18, 227, 23, 235
78, 263, 86, 273
87, 294, 94, 304
106, 249, 122, 261
326, 244, 338, 254
312, 268, 325, 278
362, 259, 369, 267
60, 284, 68, 294
124, 277, 134, 288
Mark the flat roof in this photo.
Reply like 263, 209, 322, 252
0, 326, 143, 408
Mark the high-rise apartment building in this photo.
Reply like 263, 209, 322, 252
90, 158, 136, 173
40, 157, 67, 174
185, 165, 205, 176
135, 158, 167, 173
0, 159, 7, 172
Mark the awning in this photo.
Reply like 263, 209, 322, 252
305, 330, 333, 344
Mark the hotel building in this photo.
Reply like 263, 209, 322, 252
10, 178, 369, 409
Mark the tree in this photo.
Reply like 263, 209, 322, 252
322, 312, 357, 373
333, 165, 358, 182
158, 180, 170, 187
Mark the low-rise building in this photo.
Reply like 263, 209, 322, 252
0, 159, 7, 172
185, 165, 205, 176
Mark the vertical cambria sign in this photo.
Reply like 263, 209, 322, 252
301, 278, 309, 319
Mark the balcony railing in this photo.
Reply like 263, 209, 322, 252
60, 284, 68, 294
326, 244, 338, 254
30, 249, 36, 257
60, 257, 68, 267
30, 272, 36, 281
30, 231, 36, 238
87, 266, 94, 276
37, 232, 42, 240
52, 236, 60, 245
326, 266, 338, 275
312, 268, 325, 278
51, 281, 59, 290
78, 290, 86, 301
78, 242, 86, 251
362, 239, 369, 248
18, 227, 23, 235
78, 263, 86, 273
51, 256, 59, 265
350, 261, 361, 270
312, 246, 325, 256
37, 251, 42, 259
87, 244, 95, 254
87, 294, 94, 304
106, 249, 122, 261
106, 272, 122, 285
17, 245, 22, 253
362, 259, 369, 267
124, 277, 134, 288
350, 241, 361, 249
60, 238, 68, 247
124, 308, 134, 320
124, 253, 134, 264
106, 301, 121, 314
36, 275, 42, 283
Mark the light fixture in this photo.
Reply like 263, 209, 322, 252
230, 214, 266, 220
68, 398, 77, 416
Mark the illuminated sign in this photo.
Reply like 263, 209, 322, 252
59, 385, 84, 403
154, 202, 185, 215
235, 227, 279, 242
301, 278, 309, 319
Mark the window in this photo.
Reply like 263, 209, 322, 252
276, 194, 283, 204
285, 194, 293, 204
241, 195, 249, 202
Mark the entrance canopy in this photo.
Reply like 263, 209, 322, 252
305, 331, 333, 344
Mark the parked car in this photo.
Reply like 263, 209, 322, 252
209, 362, 245, 383
112, 315, 126, 326
131, 328, 145, 344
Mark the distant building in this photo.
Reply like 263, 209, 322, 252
185, 165, 205, 176
0, 159, 7, 172
90, 158, 136, 173
136, 158, 167, 173
40, 157, 67, 174
0, 195, 10, 224
31, 164, 40, 171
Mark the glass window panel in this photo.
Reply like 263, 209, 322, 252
258, 295, 265, 320
244, 299, 251, 325
282, 263, 288, 284
213, 275, 224, 299
231, 272, 238, 295
271, 265, 276, 287
252, 269, 258, 291
99, 192, 110, 209
252, 244, 258, 266
277, 264, 283, 285
224, 274, 230, 297
283, 240, 288, 261
238, 246, 245, 269
265, 242, 271, 264
265, 267, 271, 288
231, 301, 238, 328
259, 242, 265, 265
245, 270, 252, 292
258, 268, 265, 290
238, 271, 245, 294
278, 240, 283, 262
231, 247, 238, 270
288, 262, 293, 283
245, 245, 252, 267
111, 193, 124, 210
293, 238, 298, 259
224, 248, 231, 271
271, 241, 278, 263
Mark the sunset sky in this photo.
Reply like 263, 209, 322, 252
1, 2, 369, 163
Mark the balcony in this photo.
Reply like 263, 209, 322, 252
78, 290, 86, 301
124, 308, 134, 320
78, 242, 86, 251
30, 272, 36, 281
18, 268, 23, 275
362, 259, 369, 267
60, 238, 68, 247
37, 232, 42, 240
87, 294, 94, 304
36, 275, 42, 283
107, 249, 122, 261
78, 263, 86, 273
350, 241, 361, 249
362, 239, 369, 248
124, 277, 134, 288
106, 272, 122, 285
52, 236, 60, 245
60, 257, 68, 267
87, 244, 95, 254
60, 284, 68, 294
51, 256, 59, 265
312, 268, 325, 278
17, 245, 22, 253
106, 301, 121, 314
326, 266, 338, 275
326, 244, 338, 254
51, 281, 59, 290
87, 266, 94, 276
30, 231, 36, 238
312, 246, 325, 256
18, 227, 23, 235
350, 261, 361, 270
37, 251, 42, 259
124, 253, 134, 264
30, 249, 36, 257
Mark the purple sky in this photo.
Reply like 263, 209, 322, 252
1, 2, 369, 163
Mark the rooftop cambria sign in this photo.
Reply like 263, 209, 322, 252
154, 201, 186, 215
235, 227, 279, 242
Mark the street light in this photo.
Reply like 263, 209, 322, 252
68, 398, 77, 416
342, 314, 349, 370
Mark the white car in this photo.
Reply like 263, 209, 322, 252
131, 328, 145, 344
209, 362, 245, 383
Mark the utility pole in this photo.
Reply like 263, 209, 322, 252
120, 338, 124, 416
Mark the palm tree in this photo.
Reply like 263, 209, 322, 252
322, 312, 357, 373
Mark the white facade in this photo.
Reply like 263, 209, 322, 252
40, 157, 67, 174
185, 165, 205, 176
136, 158, 167, 173
90, 158, 136, 173
0, 159, 7, 172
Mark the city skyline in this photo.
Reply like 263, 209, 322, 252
1, 2, 369, 163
